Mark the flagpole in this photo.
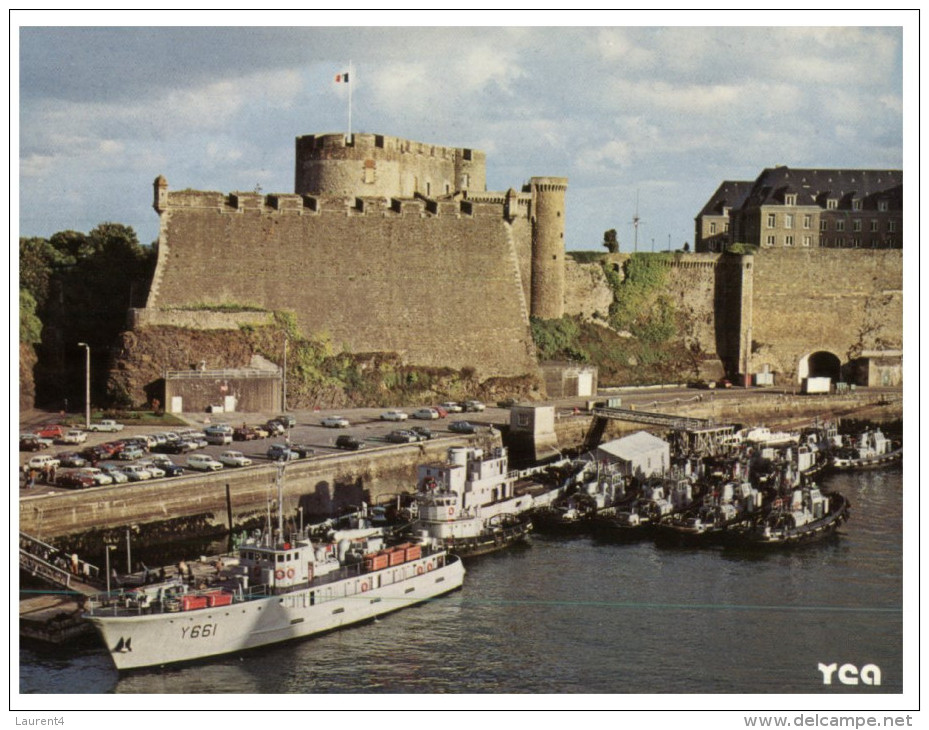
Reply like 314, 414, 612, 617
348, 60, 352, 141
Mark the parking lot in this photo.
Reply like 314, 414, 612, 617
18, 404, 507, 497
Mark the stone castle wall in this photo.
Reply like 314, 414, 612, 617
147, 191, 538, 380
748, 248, 903, 381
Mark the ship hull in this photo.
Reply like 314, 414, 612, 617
86, 555, 465, 671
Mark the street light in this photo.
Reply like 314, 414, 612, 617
104, 543, 117, 594
78, 342, 90, 428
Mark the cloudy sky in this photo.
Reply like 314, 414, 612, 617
16, 12, 912, 252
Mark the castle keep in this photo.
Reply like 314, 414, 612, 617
142, 133, 569, 385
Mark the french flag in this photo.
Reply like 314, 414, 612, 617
335, 72, 349, 83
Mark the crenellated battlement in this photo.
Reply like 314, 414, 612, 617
156, 179, 529, 221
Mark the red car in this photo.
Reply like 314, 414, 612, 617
56, 471, 96, 489
34, 424, 65, 440
433, 406, 448, 418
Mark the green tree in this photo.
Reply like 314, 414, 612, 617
603, 228, 619, 253
19, 289, 42, 344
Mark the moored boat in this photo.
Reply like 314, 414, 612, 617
406, 446, 534, 557
83, 469, 465, 671
591, 475, 696, 540
657, 479, 764, 545
728, 486, 850, 547
530, 459, 632, 533
830, 429, 902, 471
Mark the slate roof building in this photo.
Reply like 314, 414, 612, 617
695, 167, 903, 252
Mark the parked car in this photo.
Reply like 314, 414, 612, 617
412, 408, 439, 420
100, 465, 129, 484
76, 468, 113, 486
27, 455, 61, 471
380, 410, 409, 422
497, 398, 518, 408
290, 444, 315, 459
233, 427, 259, 441
264, 421, 286, 436
409, 426, 434, 441
136, 461, 166, 479
440, 401, 463, 413
57, 471, 96, 489
386, 429, 418, 444
55, 452, 87, 468
267, 443, 299, 462
186, 454, 224, 472
462, 400, 486, 412
219, 450, 253, 468
449, 420, 477, 434
149, 457, 185, 477
275, 415, 296, 429
118, 446, 146, 461
20, 436, 46, 452
35, 424, 66, 440
433, 406, 449, 418
85, 419, 124, 433
335, 435, 365, 450
321, 416, 350, 428
205, 429, 233, 445
61, 429, 88, 445
120, 464, 153, 481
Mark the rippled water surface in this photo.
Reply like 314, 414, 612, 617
20, 468, 903, 695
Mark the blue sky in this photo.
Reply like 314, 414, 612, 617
16, 12, 911, 252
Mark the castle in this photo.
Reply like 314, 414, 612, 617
120, 132, 902, 410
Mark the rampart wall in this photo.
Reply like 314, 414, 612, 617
147, 190, 538, 380
748, 248, 903, 381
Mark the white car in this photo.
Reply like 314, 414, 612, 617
218, 450, 252, 468
61, 429, 87, 445
321, 416, 350, 428
412, 408, 440, 420
440, 401, 464, 413
121, 464, 153, 481
101, 465, 129, 484
137, 461, 166, 479
380, 410, 409, 422
187, 454, 224, 471
77, 468, 113, 486
26, 454, 60, 471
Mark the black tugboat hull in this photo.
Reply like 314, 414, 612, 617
726, 495, 851, 548
440, 517, 533, 558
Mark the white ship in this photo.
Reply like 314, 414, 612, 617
84, 471, 464, 671
409, 446, 534, 557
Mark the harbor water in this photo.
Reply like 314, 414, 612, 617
19, 467, 903, 696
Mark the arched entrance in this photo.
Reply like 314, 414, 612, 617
797, 351, 842, 383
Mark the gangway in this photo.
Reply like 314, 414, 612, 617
19, 532, 103, 596
586, 407, 735, 455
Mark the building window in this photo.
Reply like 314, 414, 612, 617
820, 220, 827, 231
827, 199, 837, 210
724, 222, 729, 232
767, 213, 775, 228
852, 199, 862, 211
837, 237, 845, 247
765, 235, 775, 247
802, 235, 811, 247
878, 200, 888, 212
870, 219, 879, 232
709, 222, 717, 234
784, 214, 793, 229
363, 159, 376, 184
836, 220, 845, 232
853, 219, 861, 232
785, 194, 797, 206
803, 215, 811, 229
888, 220, 897, 232
784, 235, 794, 246
852, 237, 860, 247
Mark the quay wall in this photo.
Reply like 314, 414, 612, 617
20, 435, 492, 543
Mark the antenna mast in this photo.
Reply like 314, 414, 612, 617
631, 189, 644, 253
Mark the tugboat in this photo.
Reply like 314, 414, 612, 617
831, 429, 902, 471
530, 459, 632, 534
83, 469, 464, 670
731, 485, 850, 546
591, 475, 696, 540
406, 446, 534, 558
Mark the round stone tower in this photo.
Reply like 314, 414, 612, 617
529, 176, 569, 319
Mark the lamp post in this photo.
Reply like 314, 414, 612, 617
77, 342, 90, 428
104, 543, 116, 594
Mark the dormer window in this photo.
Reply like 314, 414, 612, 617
827, 199, 837, 210
852, 199, 861, 211
785, 194, 797, 206
878, 200, 888, 212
